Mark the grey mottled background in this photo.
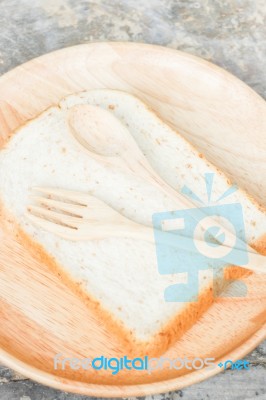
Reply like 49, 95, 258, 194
0, 0, 265, 399
0, 0, 265, 99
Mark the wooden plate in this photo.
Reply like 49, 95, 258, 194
0, 42, 265, 397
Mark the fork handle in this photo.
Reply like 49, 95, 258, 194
123, 153, 262, 264
126, 224, 266, 274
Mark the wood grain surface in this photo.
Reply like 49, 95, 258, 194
0, 42, 265, 398
0, 1, 265, 399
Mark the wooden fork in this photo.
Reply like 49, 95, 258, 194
26, 187, 266, 273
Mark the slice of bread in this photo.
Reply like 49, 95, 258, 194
0, 89, 265, 356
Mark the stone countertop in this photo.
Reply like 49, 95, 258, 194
0, 0, 265, 399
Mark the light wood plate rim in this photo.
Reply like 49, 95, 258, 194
0, 325, 265, 397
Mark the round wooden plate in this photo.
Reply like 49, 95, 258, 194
0, 42, 265, 397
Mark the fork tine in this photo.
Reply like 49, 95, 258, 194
31, 196, 85, 218
32, 187, 89, 205
25, 212, 77, 240
28, 205, 80, 229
